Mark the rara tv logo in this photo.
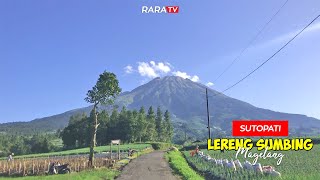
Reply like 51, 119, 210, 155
141, 6, 179, 14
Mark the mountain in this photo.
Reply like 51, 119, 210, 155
1, 76, 319, 139
0, 107, 92, 134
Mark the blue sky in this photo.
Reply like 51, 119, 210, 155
0, 0, 320, 122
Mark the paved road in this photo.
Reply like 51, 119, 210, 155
116, 151, 178, 180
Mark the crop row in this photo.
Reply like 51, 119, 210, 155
182, 144, 320, 180
0, 155, 119, 177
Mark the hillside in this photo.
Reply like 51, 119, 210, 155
1, 76, 319, 139
0, 107, 92, 134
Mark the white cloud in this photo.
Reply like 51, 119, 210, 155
150, 61, 156, 66
127, 61, 201, 83
206, 82, 214, 87
172, 71, 200, 82
138, 62, 158, 78
148, 61, 171, 73
154, 62, 171, 73
172, 71, 190, 79
252, 22, 320, 51
307, 22, 320, 33
124, 65, 133, 74
136, 61, 172, 78
191, 75, 200, 82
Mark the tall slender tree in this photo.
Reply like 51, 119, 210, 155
108, 107, 119, 140
97, 110, 109, 145
118, 106, 129, 141
146, 106, 157, 141
137, 107, 147, 142
130, 110, 139, 142
155, 106, 164, 141
164, 110, 173, 142
84, 71, 121, 167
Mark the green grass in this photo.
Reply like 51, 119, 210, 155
0, 168, 120, 180
8, 144, 151, 159
183, 144, 320, 180
165, 150, 204, 180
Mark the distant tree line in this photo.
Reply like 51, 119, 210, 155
60, 106, 173, 149
0, 134, 58, 157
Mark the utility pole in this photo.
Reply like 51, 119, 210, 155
206, 88, 211, 139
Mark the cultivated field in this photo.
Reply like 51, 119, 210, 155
183, 144, 320, 180
3, 144, 151, 159
0, 143, 151, 177
0, 156, 113, 176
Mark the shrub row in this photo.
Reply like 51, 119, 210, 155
165, 151, 204, 180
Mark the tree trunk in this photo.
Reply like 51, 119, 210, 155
88, 103, 99, 168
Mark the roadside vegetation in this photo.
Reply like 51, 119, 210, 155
165, 150, 204, 180
149, 142, 172, 150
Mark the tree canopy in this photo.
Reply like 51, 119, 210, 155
61, 106, 173, 148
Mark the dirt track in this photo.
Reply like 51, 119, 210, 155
116, 151, 178, 180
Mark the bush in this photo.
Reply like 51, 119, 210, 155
150, 142, 171, 150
